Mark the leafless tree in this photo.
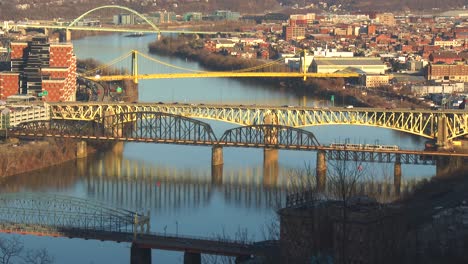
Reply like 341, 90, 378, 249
327, 159, 368, 264
203, 227, 254, 264
22, 248, 54, 264
0, 237, 53, 264
0, 237, 24, 264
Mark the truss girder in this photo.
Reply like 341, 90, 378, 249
327, 150, 436, 165
13, 112, 217, 144
219, 125, 320, 149
0, 193, 144, 233
48, 103, 468, 140
105, 111, 217, 143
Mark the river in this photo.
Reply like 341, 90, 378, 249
0, 33, 436, 263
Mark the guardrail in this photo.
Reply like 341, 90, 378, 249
0, 106, 50, 129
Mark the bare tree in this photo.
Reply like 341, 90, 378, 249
0, 237, 53, 264
0, 237, 24, 264
22, 248, 54, 264
327, 159, 367, 264
204, 227, 254, 264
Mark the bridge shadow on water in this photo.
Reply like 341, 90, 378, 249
0, 146, 428, 212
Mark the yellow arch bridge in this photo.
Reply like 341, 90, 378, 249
46, 102, 468, 146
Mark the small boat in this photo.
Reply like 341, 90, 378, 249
125, 32, 145, 38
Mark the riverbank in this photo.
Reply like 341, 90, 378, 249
148, 36, 422, 108
0, 137, 118, 179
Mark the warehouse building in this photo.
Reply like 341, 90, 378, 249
309, 57, 387, 74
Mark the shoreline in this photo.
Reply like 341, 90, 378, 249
148, 36, 426, 109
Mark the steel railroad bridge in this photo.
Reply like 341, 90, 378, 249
9, 103, 468, 195
0, 193, 268, 264
47, 102, 468, 145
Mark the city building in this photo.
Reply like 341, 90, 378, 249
150, 11, 177, 24
211, 10, 241, 21
376, 13, 396, 26
183, 12, 202, 22
113, 13, 136, 25
360, 74, 390, 87
0, 35, 76, 101
310, 57, 387, 74
427, 62, 468, 82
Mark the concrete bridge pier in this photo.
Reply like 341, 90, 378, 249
436, 115, 449, 149
76, 141, 87, 159
263, 154, 279, 186
211, 164, 223, 186
130, 243, 151, 264
394, 155, 402, 196
212, 145, 223, 166
316, 150, 327, 192
183, 252, 201, 264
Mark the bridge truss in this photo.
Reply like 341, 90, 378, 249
0, 193, 149, 237
48, 103, 468, 141
11, 112, 321, 149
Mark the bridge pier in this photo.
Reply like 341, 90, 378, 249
183, 252, 201, 264
263, 156, 279, 186
130, 243, 151, 264
394, 156, 402, 196
264, 148, 278, 167
436, 115, 449, 149
316, 150, 327, 192
212, 146, 223, 166
211, 164, 223, 186
76, 141, 87, 159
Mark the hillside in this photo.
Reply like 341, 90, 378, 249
0, 0, 465, 20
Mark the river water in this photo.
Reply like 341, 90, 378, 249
1, 33, 436, 263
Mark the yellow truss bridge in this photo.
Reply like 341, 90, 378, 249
48, 102, 468, 146
82, 50, 360, 83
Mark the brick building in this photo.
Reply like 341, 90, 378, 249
0, 36, 76, 101
427, 62, 468, 82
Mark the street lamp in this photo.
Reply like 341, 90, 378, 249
175, 221, 178, 236
342, 86, 346, 106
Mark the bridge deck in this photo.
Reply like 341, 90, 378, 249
0, 226, 264, 257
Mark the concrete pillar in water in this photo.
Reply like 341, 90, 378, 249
76, 141, 87, 159
264, 148, 278, 167
212, 145, 223, 166
263, 111, 279, 167
130, 243, 151, 264
316, 150, 327, 192
183, 252, 201, 264
263, 157, 279, 187
394, 155, 402, 196
76, 156, 87, 176
211, 164, 223, 186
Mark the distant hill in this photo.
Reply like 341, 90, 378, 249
279, 0, 466, 12
0, 0, 465, 20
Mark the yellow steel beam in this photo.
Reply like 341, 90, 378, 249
85, 72, 360, 81
48, 102, 468, 141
